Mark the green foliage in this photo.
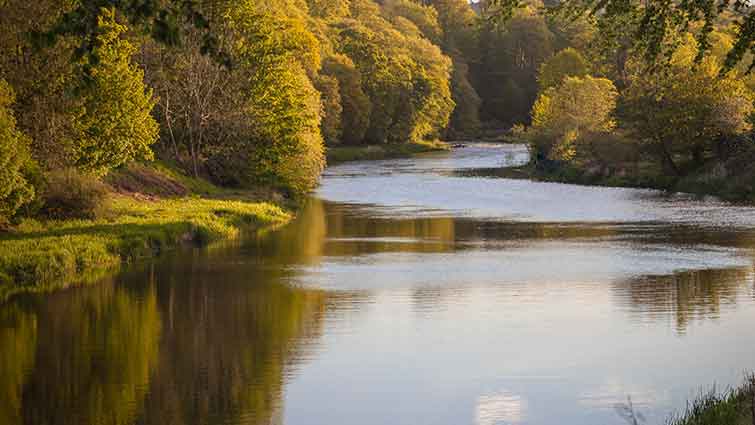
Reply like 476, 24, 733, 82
308, 0, 350, 19
336, 2, 454, 145
429, 0, 479, 54
39, 169, 109, 220
0, 196, 290, 296
538, 47, 589, 90
315, 74, 343, 145
477, 11, 555, 124
43, 0, 231, 67
487, 0, 755, 73
216, 4, 324, 196
0, 0, 81, 170
0, 80, 34, 224
426, 0, 482, 137
69, 8, 159, 175
1, 0, 470, 200
383, 0, 443, 44
531, 75, 619, 162
321, 54, 371, 145
621, 57, 753, 174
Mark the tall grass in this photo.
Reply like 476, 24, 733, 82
0, 196, 290, 300
668, 376, 755, 425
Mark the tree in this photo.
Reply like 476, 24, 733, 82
429, 0, 479, 55
337, 9, 453, 144
530, 75, 618, 162
206, 2, 325, 196
0, 80, 34, 223
427, 0, 482, 137
140, 28, 239, 177
383, 0, 443, 44
538, 47, 589, 90
477, 10, 555, 124
484, 0, 755, 73
314, 74, 343, 146
307, 0, 350, 19
448, 54, 482, 137
621, 58, 753, 175
69, 8, 159, 175
0, 0, 81, 170
321, 54, 371, 145
42, 0, 233, 67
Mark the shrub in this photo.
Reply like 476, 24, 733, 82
39, 169, 109, 220
530, 76, 618, 163
0, 79, 35, 225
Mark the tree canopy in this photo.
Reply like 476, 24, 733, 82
484, 0, 755, 73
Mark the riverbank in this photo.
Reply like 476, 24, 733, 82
669, 376, 754, 425
0, 164, 291, 301
491, 150, 755, 204
326, 140, 450, 164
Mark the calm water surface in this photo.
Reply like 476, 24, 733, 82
3, 144, 755, 425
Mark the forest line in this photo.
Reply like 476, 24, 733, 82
3, 0, 755, 226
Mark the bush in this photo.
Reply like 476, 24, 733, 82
0, 79, 35, 225
39, 169, 109, 220
530, 75, 618, 162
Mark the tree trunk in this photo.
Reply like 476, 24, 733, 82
658, 141, 680, 176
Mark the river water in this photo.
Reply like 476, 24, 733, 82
3, 143, 755, 425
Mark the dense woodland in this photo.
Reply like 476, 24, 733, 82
2, 0, 755, 226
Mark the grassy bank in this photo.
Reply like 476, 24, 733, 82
494, 155, 755, 203
0, 165, 291, 301
668, 376, 754, 425
326, 140, 450, 164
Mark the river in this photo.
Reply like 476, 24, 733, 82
2, 143, 755, 425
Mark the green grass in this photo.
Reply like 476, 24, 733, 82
326, 140, 450, 164
0, 196, 290, 301
668, 376, 754, 425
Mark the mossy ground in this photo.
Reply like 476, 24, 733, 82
326, 140, 450, 164
0, 166, 291, 301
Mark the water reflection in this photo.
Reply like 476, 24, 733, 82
6, 279, 160, 425
0, 250, 340, 425
476, 392, 526, 425
3, 144, 755, 425
614, 267, 755, 333
137, 258, 328, 425
0, 305, 36, 425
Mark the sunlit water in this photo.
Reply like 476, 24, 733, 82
3, 143, 755, 425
